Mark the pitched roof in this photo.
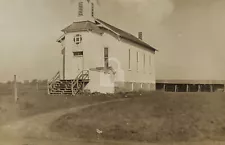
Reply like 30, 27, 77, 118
96, 19, 157, 51
57, 34, 65, 43
61, 21, 103, 34
61, 19, 157, 51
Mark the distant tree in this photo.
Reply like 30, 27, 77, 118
6, 81, 12, 85
24, 80, 29, 85
30, 79, 38, 85
42, 79, 48, 84
36, 79, 48, 85
17, 81, 22, 85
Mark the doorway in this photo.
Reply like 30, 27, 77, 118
73, 51, 84, 77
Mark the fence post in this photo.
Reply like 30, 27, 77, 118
186, 84, 189, 92
163, 84, 166, 92
198, 85, 201, 92
14, 75, 18, 103
210, 85, 213, 92
175, 85, 178, 92
36, 81, 39, 92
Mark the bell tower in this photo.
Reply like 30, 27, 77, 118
72, 0, 99, 22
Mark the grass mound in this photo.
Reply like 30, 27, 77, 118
50, 92, 225, 143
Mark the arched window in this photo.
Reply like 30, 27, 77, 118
74, 34, 82, 45
78, 2, 83, 16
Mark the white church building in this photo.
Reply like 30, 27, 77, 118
48, 0, 157, 95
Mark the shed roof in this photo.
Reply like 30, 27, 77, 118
60, 19, 157, 52
156, 80, 225, 85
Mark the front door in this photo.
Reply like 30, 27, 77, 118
76, 56, 83, 72
73, 51, 84, 77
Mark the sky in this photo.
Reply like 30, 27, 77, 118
0, 0, 225, 82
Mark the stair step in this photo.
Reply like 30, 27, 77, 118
64, 89, 72, 91
50, 93, 62, 95
63, 91, 72, 93
49, 74, 90, 95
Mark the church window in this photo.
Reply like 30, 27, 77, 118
149, 55, 152, 73
143, 53, 145, 71
128, 49, 131, 70
104, 47, 109, 68
73, 34, 82, 45
137, 52, 139, 71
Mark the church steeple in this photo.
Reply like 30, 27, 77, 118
72, 0, 99, 22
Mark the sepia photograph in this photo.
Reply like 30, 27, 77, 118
0, 0, 225, 144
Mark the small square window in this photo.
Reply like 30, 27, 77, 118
73, 51, 83, 56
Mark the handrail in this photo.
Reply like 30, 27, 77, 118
48, 71, 60, 94
48, 71, 60, 84
71, 70, 89, 85
71, 70, 89, 95
71, 71, 82, 86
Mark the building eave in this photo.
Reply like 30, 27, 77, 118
120, 36, 158, 52
57, 34, 65, 43
95, 18, 158, 52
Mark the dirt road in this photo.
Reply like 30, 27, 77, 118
0, 96, 225, 145
0, 98, 129, 144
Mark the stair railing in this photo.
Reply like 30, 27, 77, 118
71, 70, 89, 95
47, 71, 60, 94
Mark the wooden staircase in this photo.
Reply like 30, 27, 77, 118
48, 70, 90, 95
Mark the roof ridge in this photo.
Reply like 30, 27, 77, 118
96, 19, 139, 39
60, 18, 157, 51
95, 18, 157, 51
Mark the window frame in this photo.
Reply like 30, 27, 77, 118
143, 53, 145, 72
73, 51, 83, 57
104, 47, 109, 68
137, 51, 139, 72
128, 49, 131, 70
149, 55, 152, 73
73, 34, 82, 45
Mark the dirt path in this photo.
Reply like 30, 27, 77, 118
0, 98, 129, 143
0, 97, 225, 145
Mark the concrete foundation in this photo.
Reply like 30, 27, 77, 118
114, 82, 156, 93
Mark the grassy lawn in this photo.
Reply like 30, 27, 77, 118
50, 92, 225, 143
0, 89, 124, 125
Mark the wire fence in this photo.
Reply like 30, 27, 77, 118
0, 83, 48, 96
